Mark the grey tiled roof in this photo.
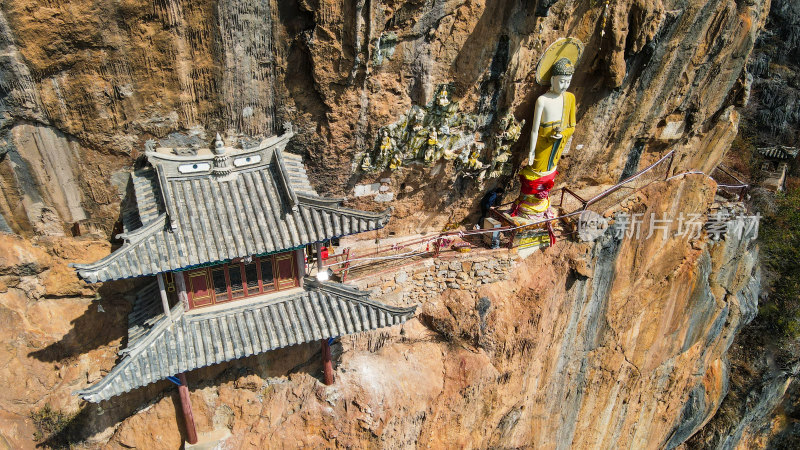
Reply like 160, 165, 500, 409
77, 280, 416, 403
758, 146, 799, 160
126, 281, 164, 347
119, 168, 164, 233
72, 131, 390, 282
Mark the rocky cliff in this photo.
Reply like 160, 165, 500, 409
0, 0, 771, 448
685, 0, 800, 447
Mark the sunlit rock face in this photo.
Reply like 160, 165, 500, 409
0, 0, 770, 448
0, 0, 769, 234
67, 176, 755, 449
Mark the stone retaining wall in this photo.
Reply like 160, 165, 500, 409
349, 250, 518, 307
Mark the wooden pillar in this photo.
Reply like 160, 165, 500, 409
295, 248, 306, 286
174, 271, 189, 310
341, 248, 351, 283
156, 273, 172, 322
315, 242, 324, 271
321, 339, 334, 385
177, 373, 198, 445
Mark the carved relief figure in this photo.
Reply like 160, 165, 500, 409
361, 84, 523, 174
487, 111, 524, 179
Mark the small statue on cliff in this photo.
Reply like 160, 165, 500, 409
389, 150, 404, 170
501, 111, 523, 143
379, 129, 396, 159
511, 38, 583, 220
361, 153, 373, 171
437, 87, 450, 107
360, 84, 488, 174
488, 112, 525, 179
411, 108, 425, 132
467, 147, 483, 170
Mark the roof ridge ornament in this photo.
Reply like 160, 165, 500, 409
212, 132, 232, 178
214, 133, 224, 154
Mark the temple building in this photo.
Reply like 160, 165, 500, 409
71, 126, 416, 407
757, 145, 798, 192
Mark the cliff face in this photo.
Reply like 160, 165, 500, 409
0, 0, 770, 448
0, 0, 767, 232
48, 176, 755, 449
686, 1, 800, 448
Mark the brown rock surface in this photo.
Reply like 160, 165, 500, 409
86, 176, 756, 449
0, 0, 770, 232
0, 235, 132, 447
0, 0, 771, 447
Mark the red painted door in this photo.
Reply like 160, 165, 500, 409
186, 269, 213, 308
275, 253, 298, 290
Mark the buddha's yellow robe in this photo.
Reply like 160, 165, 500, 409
530, 92, 576, 173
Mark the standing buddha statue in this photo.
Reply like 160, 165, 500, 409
511, 57, 577, 219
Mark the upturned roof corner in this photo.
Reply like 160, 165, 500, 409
70, 130, 391, 283
76, 279, 417, 403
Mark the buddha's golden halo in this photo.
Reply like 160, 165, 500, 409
535, 37, 584, 85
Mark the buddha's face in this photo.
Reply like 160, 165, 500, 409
550, 74, 572, 94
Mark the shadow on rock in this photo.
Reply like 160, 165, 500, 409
27, 279, 138, 363
31, 404, 93, 449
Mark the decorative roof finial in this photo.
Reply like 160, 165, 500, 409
212, 132, 232, 177
214, 133, 225, 155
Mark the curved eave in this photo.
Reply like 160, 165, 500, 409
70, 214, 169, 283
71, 204, 391, 284
297, 199, 392, 234
76, 281, 416, 403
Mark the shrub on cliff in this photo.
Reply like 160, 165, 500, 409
29, 404, 87, 449
759, 187, 800, 338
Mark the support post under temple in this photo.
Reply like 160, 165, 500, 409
177, 373, 198, 445
174, 271, 189, 310
321, 339, 334, 385
315, 242, 324, 272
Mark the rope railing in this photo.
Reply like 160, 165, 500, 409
585, 150, 675, 207
322, 150, 748, 280
710, 164, 749, 201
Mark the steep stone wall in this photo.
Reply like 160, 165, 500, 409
0, 0, 772, 447
0, 0, 770, 235
685, 1, 800, 447
352, 251, 516, 306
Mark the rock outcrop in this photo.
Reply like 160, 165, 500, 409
685, 1, 800, 447
0, 0, 772, 447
